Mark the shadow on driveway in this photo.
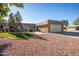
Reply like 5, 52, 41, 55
32, 34, 48, 41
56, 32, 79, 37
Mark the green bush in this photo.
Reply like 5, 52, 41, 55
29, 28, 32, 32
28, 27, 32, 32
0, 33, 32, 39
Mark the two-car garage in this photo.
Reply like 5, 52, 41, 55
37, 20, 63, 33
50, 24, 62, 32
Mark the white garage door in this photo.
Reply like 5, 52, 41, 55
50, 24, 62, 32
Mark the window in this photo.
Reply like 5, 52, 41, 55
21, 26, 23, 29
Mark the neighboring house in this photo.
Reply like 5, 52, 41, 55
20, 23, 36, 32
37, 20, 64, 33
66, 25, 79, 32
0, 19, 66, 33
0, 23, 9, 32
0, 23, 36, 32
3, 23, 9, 32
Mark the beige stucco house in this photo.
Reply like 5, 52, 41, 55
37, 20, 64, 33
66, 25, 79, 32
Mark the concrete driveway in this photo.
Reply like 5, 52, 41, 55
34, 31, 79, 39
53, 32, 79, 39
0, 32, 79, 56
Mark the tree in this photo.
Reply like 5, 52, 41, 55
14, 11, 23, 26
74, 18, 79, 25
8, 12, 16, 32
0, 3, 24, 32
14, 11, 23, 32
0, 3, 24, 20
8, 11, 23, 32
8, 12, 15, 27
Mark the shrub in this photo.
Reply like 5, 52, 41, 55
28, 27, 32, 32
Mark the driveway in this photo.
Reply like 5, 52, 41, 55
54, 32, 79, 39
0, 33, 79, 56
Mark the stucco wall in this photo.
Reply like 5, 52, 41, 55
38, 24, 63, 33
38, 24, 49, 33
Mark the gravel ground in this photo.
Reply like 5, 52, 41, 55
0, 33, 79, 56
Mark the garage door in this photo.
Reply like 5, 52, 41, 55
50, 24, 62, 32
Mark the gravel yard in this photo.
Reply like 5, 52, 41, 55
0, 33, 79, 56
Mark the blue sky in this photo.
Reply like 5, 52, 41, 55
10, 3, 79, 25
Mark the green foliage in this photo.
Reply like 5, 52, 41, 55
10, 33, 32, 39
0, 19, 7, 24
9, 3, 24, 8
0, 33, 32, 39
74, 18, 79, 25
27, 27, 33, 32
29, 29, 32, 32
8, 11, 22, 32
0, 3, 24, 20
0, 4, 10, 17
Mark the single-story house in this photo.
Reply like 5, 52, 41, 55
66, 25, 79, 32
20, 23, 36, 32
0, 23, 36, 32
0, 19, 66, 33
37, 20, 64, 33
0, 23, 9, 32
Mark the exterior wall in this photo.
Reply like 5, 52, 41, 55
66, 27, 76, 32
63, 25, 68, 31
37, 24, 63, 33
66, 27, 79, 32
0, 23, 36, 32
38, 24, 49, 33
21, 25, 36, 32
3, 26, 9, 32
0, 23, 9, 32
66, 25, 79, 32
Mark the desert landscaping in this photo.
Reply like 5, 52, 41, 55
0, 32, 79, 56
